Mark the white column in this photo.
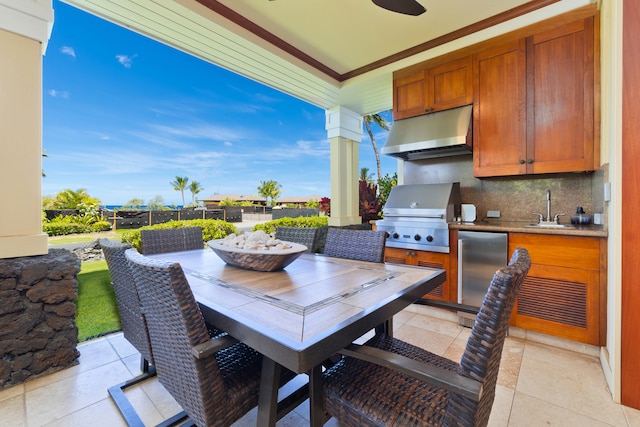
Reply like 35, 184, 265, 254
0, 0, 53, 258
325, 106, 363, 226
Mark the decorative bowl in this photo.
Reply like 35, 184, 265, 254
207, 239, 307, 272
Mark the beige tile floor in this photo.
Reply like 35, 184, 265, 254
2, 305, 640, 427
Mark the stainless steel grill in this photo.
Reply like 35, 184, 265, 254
376, 183, 461, 253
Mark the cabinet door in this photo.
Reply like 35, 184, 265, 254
425, 56, 473, 113
383, 247, 412, 265
384, 248, 450, 301
412, 251, 450, 301
393, 69, 425, 120
508, 233, 602, 345
473, 39, 527, 177
527, 17, 595, 173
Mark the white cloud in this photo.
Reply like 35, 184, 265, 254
116, 54, 136, 68
60, 46, 75, 58
224, 141, 233, 146
48, 89, 70, 99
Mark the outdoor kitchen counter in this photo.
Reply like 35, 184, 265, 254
448, 220, 608, 238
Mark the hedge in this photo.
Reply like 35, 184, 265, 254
121, 219, 239, 251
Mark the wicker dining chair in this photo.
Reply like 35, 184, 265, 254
140, 226, 204, 254
322, 247, 531, 427
99, 238, 168, 427
323, 228, 387, 263
124, 248, 299, 427
275, 226, 319, 252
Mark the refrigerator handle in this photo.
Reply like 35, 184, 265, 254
457, 238, 464, 304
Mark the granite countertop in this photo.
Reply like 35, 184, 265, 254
448, 220, 608, 237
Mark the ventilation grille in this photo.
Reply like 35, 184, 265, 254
517, 277, 587, 328
458, 315, 475, 328
417, 260, 444, 297
385, 256, 407, 264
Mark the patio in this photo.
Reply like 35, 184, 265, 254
2, 305, 639, 427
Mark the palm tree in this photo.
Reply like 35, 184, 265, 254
363, 113, 390, 184
257, 180, 282, 206
53, 188, 101, 209
188, 181, 204, 205
359, 167, 374, 184
170, 176, 189, 207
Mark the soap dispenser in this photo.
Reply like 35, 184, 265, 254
571, 207, 591, 225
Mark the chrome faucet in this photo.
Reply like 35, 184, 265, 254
533, 190, 565, 224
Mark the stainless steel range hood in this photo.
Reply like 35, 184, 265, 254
381, 105, 473, 160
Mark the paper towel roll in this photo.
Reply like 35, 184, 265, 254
461, 204, 476, 222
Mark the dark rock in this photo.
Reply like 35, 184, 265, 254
19, 262, 48, 287
0, 251, 80, 389
44, 301, 76, 317
0, 260, 22, 279
45, 314, 74, 331
0, 277, 16, 291
0, 290, 24, 315
26, 279, 76, 304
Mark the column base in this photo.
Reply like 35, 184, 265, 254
0, 233, 48, 259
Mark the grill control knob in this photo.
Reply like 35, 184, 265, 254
392, 232, 399, 239
383, 231, 391, 239
414, 234, 421, 241
426, 235, 434, 242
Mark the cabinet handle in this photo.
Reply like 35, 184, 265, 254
527, 159, 534, 164
519, 159, 525, 164
424, 107, 433, 113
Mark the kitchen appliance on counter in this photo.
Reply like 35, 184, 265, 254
457, 231, 508, 327
376, 183, 461, 253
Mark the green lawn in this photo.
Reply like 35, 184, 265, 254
75, 260, 121, 342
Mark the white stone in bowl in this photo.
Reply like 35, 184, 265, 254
207, 239, 307, 272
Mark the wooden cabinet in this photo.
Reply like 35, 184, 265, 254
526, 17, 596, 174
508, 233, 605, 345
473, 39, 527, 177
473, 17, 597, 177
384, 247, 452, 301
424, 56, 473, 114
393, 69, 426, 120
393, 56, 473, 120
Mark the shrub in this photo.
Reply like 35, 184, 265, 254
121, 219, 239, 251
91, 220, 112, 232
378, 172, 398, 209
43, 219, 92, 236
252, 216, 329, 234
359, 180, 381, 222
43, 214, 93, 236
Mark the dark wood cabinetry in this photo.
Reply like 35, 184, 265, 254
424, 56, 473, 114
392, 56, 472, 120
392, 69, 425, 120
508, 233, 604, 345
473, 16, 597, 177
384, 229, 606, 346
392, 13, 599, 177
384, 247, 452, 301
473, 39, 527, 177
526, 17, 596, 174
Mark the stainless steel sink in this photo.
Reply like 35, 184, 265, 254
526, 223, 575, 229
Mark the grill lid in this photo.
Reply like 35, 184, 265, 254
382, 183, 461, 221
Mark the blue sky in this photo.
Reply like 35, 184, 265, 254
42, 0, 397, 207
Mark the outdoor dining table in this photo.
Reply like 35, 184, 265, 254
148, 248, 445, 426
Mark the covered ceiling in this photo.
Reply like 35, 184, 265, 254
61, 0, 594, 115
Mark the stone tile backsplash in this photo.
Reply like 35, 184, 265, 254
402, 157, 607, 225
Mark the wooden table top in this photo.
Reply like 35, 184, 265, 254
149, 249, 445, 373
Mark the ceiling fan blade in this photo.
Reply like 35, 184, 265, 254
372, 0, 426, 16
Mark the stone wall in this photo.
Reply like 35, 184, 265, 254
0, 249, 81, 389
